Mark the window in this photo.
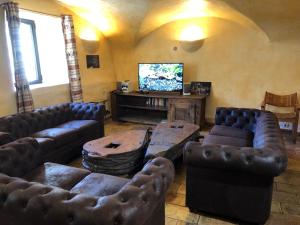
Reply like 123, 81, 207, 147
19, 19, 42, 84
7, 10, 69, 88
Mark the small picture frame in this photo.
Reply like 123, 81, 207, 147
191, 82, 212, 96
86, 55, 100, 69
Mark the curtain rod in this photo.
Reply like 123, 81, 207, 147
19, 8, 65, 18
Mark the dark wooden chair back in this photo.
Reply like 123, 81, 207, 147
264, 92, 298, 110
262, 92, 299, 143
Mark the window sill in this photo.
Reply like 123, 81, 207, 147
30, 81, 69, 90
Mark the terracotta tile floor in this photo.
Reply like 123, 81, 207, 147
71, 121, 300, 225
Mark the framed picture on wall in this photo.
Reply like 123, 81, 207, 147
191, 82, 212, 96
86, 55, 100, 69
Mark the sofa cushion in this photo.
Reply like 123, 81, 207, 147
203, 134, 251, 147
35, 137, 55, 155
57, 120, 98, 130
71, 173, 129, 197
24, 162, 90, 190
210, 125, 254, 140
32, 128, 78, 147
57, 120, 100, 140
0, 132, 13, 146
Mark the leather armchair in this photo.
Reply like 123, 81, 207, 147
184, 107, 287, 224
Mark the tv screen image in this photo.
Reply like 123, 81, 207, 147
138, 63, 183, 92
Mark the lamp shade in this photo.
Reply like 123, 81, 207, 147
81, 39, 99, 53
180, 39, 205, 52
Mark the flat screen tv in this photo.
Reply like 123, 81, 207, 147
138, 63, 184, 92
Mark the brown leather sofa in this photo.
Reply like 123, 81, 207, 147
184, 108, 287, 224
0, 137, 174, 225
0, 103, 104, 163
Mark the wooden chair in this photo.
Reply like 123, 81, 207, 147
261, 92, 299, 143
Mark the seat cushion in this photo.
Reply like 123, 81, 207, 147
203, 134, 251, 147
24, 162, 90, 190
32, 128, 78, 147
35, 137, 55, 155
57, 120, 100, 140
71, 173, 129, 197
57, 120, 98, 130
210, 125, 254, 140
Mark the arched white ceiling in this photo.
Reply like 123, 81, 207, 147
57, 0, 289, 44
138, 0, 269, 41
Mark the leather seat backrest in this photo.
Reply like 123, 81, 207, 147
0, 114, 36, 140
33, 103, 73, 129
0, 103, 73, 140
70, 103, 103, 121
215, 108, 261, 132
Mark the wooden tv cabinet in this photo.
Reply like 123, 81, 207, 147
111, 91, 206, 129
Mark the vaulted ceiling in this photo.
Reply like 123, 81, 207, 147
56, 0, 300, 44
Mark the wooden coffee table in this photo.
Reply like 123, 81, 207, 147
82, 121, 199, 175
82, 130, 149, 175
145, 121, 200, 161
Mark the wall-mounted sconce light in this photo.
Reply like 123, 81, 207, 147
79, 27, 100, 53
179, 25, 206, 52
180, 39, 205, 52
81, 39, 99, 53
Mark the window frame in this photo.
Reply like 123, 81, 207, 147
20, 18, 43, 85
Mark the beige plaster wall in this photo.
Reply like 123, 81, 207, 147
0, 0, 116, 117
1, 0, 299, 122
111, 18, 300, 121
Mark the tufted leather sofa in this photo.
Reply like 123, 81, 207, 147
0, 137, 174, 225
184, 107, 287, 224
0, 103, 104, 163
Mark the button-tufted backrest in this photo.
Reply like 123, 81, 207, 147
33, 103, 73, 129
253, 111, 284, 149
70, 102, 104, 122
215, 107, 261, 132
0, 138, 41, 177
0, 104, 73, 140
0, 113, 39, 140
0, 103, 104, 141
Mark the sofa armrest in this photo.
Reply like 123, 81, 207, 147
0, 157, 174, 225
184, 142, 287, 177
113, 157, 175, 224
70, 102, 105, 122
0, 137, 41, 177
0, 132, 13, 146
